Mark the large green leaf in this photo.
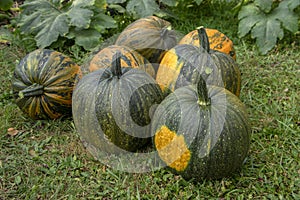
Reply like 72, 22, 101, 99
71, 29, 102, 50
251, 17, 284, 55
238, 4, 265, 38
107, 0, 126, 3
94, 0, 109, 9
238, 1, 299, 55
254, 0, 272, 13
0, 0, 13, 11
193, 0, 204, 6
272, 0, 299, 33
18, 0, 113, 49
19, 12, 42, 34
67, 0, 95, 29
68, 7, 94, 29
283, 0, 300, 10
92, 13, 117, 32
72, 0, 96, 7
159, 0, 177, 7
20, 0, 55, 14
19, 0, 68, 48
35, 13, 69, 48
126, 0, 159, 17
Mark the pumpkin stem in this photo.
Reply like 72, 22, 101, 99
161, 26, 172, 38
197, 26, 210, 53
111, 51, 122, 79
18, 83, 44, 98
196, 76, 211, 106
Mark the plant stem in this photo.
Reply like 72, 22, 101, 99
161, 25, 171, 38
197, 26, 210, 53
196, 76, 211, 106
18, 83, 44, 98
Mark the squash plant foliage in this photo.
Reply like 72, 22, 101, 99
106, 0, 205, 18
106, 0, 177, 18
238, 0, 300, 55
0, 0, 13, 11
17, 0, 117, 50
0, 0, 13, 24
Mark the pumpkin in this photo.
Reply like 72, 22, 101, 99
179, 27, 236, 60
72, 51, 164, 154
11, 49, 82, 120
156, 27, 241, 97
88, 45, 155, 78
115, 16, 177, 67
152, 76, 250, 180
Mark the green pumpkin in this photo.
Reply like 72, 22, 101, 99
152, 76, 250, 180
156, 27, 241, 97
72, 51, 164, 154
88, 45, 155, 78
11, 49, 82, 120
115, 16, 177, 67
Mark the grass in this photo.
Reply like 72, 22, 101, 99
1, 4, 300, 199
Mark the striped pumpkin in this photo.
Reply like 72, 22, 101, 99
72, 51, 164, 153
89, 45, 155, 78
179, 28, 236, 60
115, 16, 177, 67
12, 49, 82, 120
152, 76, 250, 180
156, 27, 241, 97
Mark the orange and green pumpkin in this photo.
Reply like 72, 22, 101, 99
89, 45, 155, 78
72, 51, 164, 154
156, 27, 241, 97
152, 76, 250, 180
115, 16, 177, 67
179, 27, 236, 60
11, 49, 82, 120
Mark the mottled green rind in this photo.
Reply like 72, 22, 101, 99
115, 16, 177, 65
11, 49, 82, 120
158, 44, 241, 97
72, 67, 164, 154
89, 45, 155, 78
152, 84, 250, 180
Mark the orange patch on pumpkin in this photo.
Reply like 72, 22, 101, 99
155, 125, 191, 171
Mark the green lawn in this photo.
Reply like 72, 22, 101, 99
1, 8, 299, 199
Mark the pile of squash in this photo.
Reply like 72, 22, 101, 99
12, 16, 250, 181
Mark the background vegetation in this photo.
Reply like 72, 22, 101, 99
1, 0, 299, 199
